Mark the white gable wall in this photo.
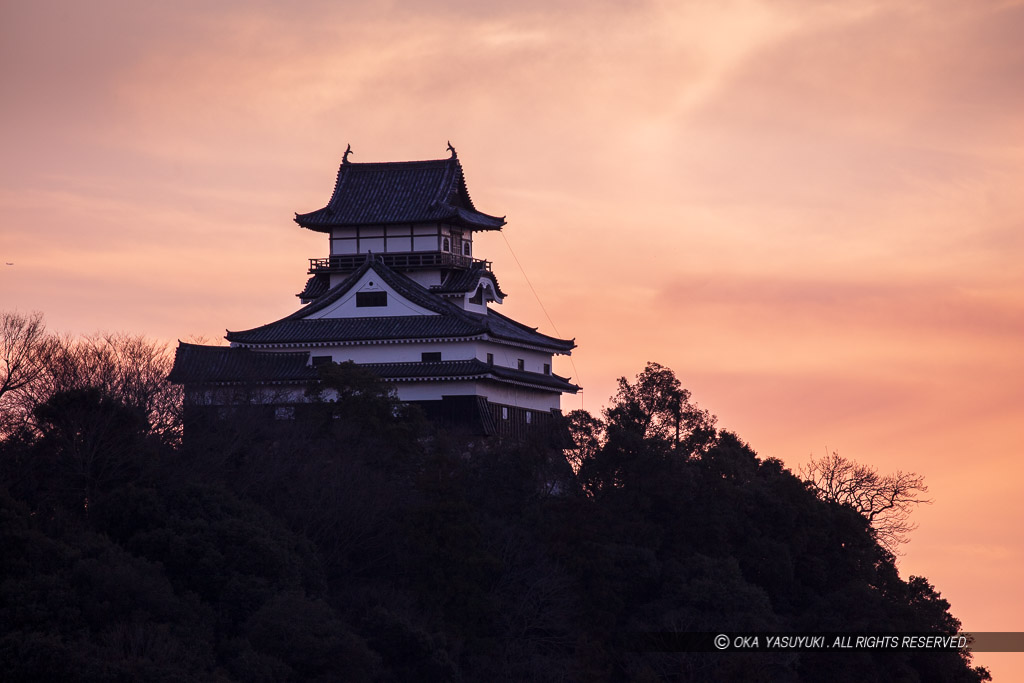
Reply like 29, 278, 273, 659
304, 267, 437, 319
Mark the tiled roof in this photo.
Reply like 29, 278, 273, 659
285, 258, 452, 320
170, 342, 578, 397
471, 309, 575, 353
432, 265, 507, 299
359, 359, 580, 393
227, 260, 575, 352
225, 316, 485, 345
294, 154, 505, 232
296, 274, 330, 301
168, 343, 317, 384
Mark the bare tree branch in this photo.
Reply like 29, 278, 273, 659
1, 311, 59, 435
800, 452, 931, 555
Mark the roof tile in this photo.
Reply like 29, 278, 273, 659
295, 156, 505, 232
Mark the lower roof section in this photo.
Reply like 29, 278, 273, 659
169, 343, 579, 395
168, 343, 318, 384
227, 259, 575, 353
359, 359, 579, 393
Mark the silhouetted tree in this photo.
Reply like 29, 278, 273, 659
604, 362, 717, 454
30, 388, 149, 512
800, 452, 931, 553
0, 350, 992, 682
0, 311, 57, 436
564, 408, 604, 474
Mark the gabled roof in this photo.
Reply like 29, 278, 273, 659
295, 151, 505, 232
227, 259, 575, 353
431, 265, 507, 299
168, 343, 317, 384
285, 257, 451, 320
296, 273, 330, 301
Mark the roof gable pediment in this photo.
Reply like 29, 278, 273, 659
432, 266, 507, 301
226, 259, 575, 352
302, 265, 438, 319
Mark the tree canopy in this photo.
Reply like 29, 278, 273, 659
0, 314, 990, 681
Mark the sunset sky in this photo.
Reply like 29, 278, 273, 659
2, 0, 1022, 676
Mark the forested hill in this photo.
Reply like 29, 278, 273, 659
0, 321, 990, 681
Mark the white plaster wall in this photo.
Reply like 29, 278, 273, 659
310, 341, 480, 364
386, 236, 413, 252
296, 340, 555, 372
394, 381, 559, 410
359, 238, 385, 253
305, 268, 438, 319
478, 342, 554, 374
405, 270, 442, 288
476, 383, 560, 410
413, 235, 439, 251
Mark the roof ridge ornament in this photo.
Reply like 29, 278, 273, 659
447, 140, 457, 158
342, 143, 353, 164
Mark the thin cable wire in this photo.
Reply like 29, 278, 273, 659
499, 231, 584, 412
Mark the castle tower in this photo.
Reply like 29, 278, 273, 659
170, 145, 579, 436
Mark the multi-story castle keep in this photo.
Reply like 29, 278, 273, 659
169, 145, 579, 436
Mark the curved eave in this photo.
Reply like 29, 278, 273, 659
293, 209, 505, 233
384, 374, 580, 394
229, 335, 486, 348
360, 360, 580, 393
481, 310, 577, 354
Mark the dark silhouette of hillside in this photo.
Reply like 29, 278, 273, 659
0, 315, 990, 681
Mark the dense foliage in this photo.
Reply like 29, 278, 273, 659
0, 318, 990, 681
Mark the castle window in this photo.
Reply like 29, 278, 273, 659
442, 237, 451, 252
502, 407, 509, 420
526, 411, 532, 424
486, 353, 494, 365
469, 285, 484, 305
356, 291, 387, 307
543, 363, 550, 375
312, 355, 332, 366
463, 241, 471, 256
421, 352, 441, 362
517, 359, 525, 371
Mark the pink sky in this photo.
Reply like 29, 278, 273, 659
2, 0, 1022, 676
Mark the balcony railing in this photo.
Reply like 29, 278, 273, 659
309, 252, 491, 273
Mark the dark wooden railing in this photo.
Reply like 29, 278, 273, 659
309, 252, 491, 273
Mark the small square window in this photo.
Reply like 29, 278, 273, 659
517, 359, 525, 371
421, 352, 441, 362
